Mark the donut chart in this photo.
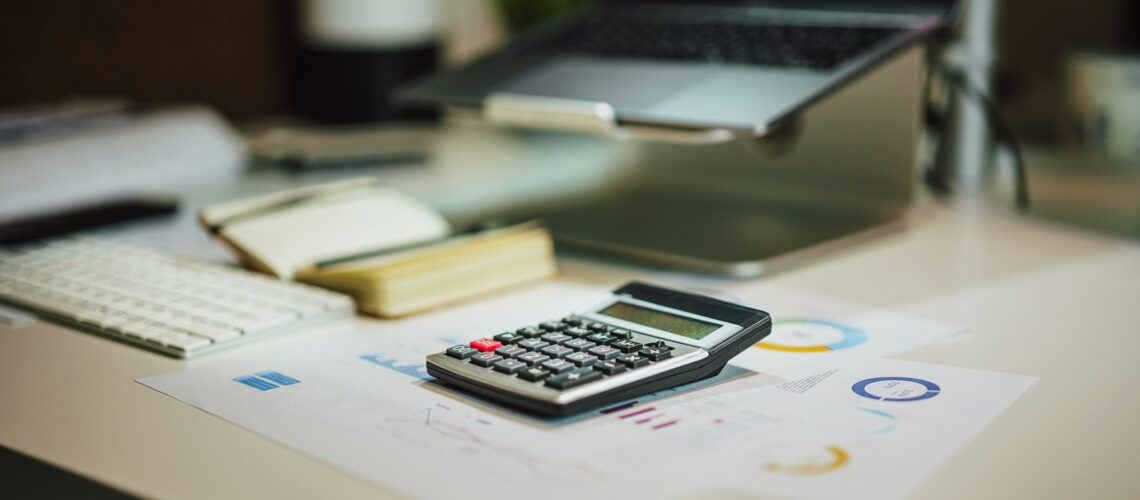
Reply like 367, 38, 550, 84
852, 376, 941, 402
756, 318, 868, 352
764, 444, 850, 474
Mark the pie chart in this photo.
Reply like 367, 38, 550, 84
755, 318, 868, 352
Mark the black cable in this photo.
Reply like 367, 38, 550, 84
934, 66, 1031, 211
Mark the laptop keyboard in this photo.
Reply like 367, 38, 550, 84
544, 16, 903, 70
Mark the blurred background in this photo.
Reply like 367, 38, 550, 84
2, 0, 1138, 238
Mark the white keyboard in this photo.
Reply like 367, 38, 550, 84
0, 237, 355, 358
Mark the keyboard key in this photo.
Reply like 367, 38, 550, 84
495, 345, 527, 359
565, 351, 599, 367
518, 366, 551, 381
608, 328, 633, 340
540, 344, 574, 359
470, 352, 503, 367
517, 351, 551, 366
541, 358, 575, 374
493, 358, 528, 375
585, 332, 614, 345
446, 345, 478, 360
563, 327, 590, 338
516, 326, 545, 338
593, 360, 627, 375
610, 339, 642, 353
616, 353, 651, 369
517, 339, 550, 351
539, 321, 565, 331
540, 332, 572, 344
588, 345, 621, 361
586, 322, 610, 332
639, 342, 674, 361
470, 338, 502, 352
563, 338, 597, 351
494, 332, 525, 345
545, 367, 604, 389
561, 316, 585, 326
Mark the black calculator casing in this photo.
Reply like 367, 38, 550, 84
426, 282, 771, 416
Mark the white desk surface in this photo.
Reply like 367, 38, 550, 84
1, 126, 1139, 499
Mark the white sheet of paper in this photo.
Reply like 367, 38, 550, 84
138, 281, 1032, 499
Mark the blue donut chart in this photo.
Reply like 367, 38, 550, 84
852, 376, 941, 402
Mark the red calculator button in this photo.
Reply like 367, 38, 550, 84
470, 338, 502, 352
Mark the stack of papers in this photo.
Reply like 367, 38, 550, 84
139, 281, 1038, 499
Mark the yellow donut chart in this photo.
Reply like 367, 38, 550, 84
764, 445, 850, 474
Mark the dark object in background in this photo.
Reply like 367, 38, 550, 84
0, 197, 178, 245
295, 45, 440, 124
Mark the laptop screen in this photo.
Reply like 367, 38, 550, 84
603, 0, 956, 16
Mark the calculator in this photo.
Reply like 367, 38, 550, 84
426, 282, 771, 416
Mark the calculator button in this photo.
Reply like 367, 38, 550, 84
644, 340, 674, 350
585, 333, 614, 345
587, 345, 621, 361
586, 322, 610, 332
540, 332, 572, 344
563, 339, 597, 351
541, 358, 575, 374
593, 360, 627, 375
518, 339, 550, 351
561, 316, 585, 326
492, 358, 528, 374
545, 368, 604, 389
516, 326, 545, 338
495, 345, 527, 359
470, 338, 502, 352
608, 329, 633, 340
638, 346, 673, 361
565, 352, 599, 367
539, 321, 566, 332
616, 353, 651, 368
540, 345, 574, 359
518, 366, 551, 381
470, 352, 503, 367
445, 345, 478, 359
610, 339, 642, 353
517, 351, 551, 366
494, 332, 525, 345
563, 327, 590, 338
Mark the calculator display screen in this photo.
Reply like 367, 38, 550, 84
597, 302, 720, 340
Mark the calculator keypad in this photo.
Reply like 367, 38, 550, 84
438, 317, 695, 392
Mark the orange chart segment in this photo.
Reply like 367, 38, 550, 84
765, 445, 850, 474
756, 318, 868, 352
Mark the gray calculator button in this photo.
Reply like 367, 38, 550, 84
495, 345, 527, 359
565, 352, 598, 367
518, 366, 551, 381
470, 352, 503, 367
540, 344, 574, 359
563, 338, 596, 351
518, 339, 550, 351
563, 327, 590, 338
545, 367, 604, 389
540, 332, 572, 344
587, 345, 621, 361
493, 358, 528, 374
517, 351, 550, 365
539, 321, 565, 331
541, 358, 575, 374
445, 345, 478, 359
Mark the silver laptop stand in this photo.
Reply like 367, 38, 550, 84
488, 47, 925, 277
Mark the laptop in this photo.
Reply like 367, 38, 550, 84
400, 0, 957, 136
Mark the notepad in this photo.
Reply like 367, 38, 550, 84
200, 177, 557, 317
